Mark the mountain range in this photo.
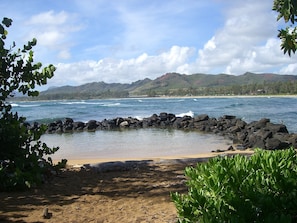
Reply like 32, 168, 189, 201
38, 72, 297, 99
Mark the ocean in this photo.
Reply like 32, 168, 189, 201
10, 96, 297, 161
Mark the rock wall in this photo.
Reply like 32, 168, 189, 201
26, 113, 297, 151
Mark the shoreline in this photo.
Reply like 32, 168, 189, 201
59, 149, 254, 166
156, 94, 297, 99
9, 94, 297, 102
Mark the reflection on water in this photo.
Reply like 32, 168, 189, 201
41, 128, 231, 160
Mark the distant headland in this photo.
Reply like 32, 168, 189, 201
11, 72, 297, 100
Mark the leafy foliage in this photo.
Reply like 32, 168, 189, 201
0, 17, 66, 191
273, 0, 297, 56
172, 148, 297, 223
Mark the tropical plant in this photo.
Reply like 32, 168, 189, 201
273, 0, 297, 56
0, 17, 66, 191
172, 148, 297, 223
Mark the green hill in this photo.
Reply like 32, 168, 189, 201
34, 72, 297, 99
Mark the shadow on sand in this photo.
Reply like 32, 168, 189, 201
0, 157, 209, 222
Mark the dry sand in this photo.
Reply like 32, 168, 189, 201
0, 151, 253, 223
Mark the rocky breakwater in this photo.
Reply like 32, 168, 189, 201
27, 113, 297, 151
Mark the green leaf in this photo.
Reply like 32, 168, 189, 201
0, 17, 59, 191
172, 148, 297, 222
0, 24, 4, 35
2, 17, 12, 27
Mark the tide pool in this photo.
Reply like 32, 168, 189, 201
43, 128, 231, 161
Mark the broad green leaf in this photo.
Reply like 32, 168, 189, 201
2, 17, 12, 27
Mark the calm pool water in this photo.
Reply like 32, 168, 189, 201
42, 128, 231, 161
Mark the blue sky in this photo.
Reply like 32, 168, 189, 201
2, 0, 297, 89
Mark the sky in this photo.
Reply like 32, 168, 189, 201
2, 0, 297, 90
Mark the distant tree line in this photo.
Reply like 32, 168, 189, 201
147, 80, 297, 97
35, 90, 129, 100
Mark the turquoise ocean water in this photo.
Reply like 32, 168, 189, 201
10, 97, 297, 160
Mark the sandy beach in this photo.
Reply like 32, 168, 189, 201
0, 150, 252, 223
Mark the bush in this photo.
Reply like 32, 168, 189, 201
172, 148, 297, 223
0, 17, 66, 191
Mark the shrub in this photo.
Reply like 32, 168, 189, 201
172, 148, 297, 223
0, 17, 66, 191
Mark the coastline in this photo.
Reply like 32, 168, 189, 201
9, 94, 297, 102
59, 149, 254, 166
155, 94, 297, 99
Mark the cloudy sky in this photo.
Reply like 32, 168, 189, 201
2, 0, 297, 89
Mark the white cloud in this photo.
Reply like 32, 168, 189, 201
193, 0, 283, 75
280, 63, 297, 74
24, 10, 82, 62
48, 46, 194, 87
27, 10, 68, 25
38, 31, 62, 47
204, 37, 216, 51
58, 49, 71, 60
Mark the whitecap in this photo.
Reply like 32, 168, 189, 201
59, 101, 86, 105
85, 102, 105, 105
176, 111, 194, 118
134, 116, 144, 121
11, 103, 41, 108
104, 103, 121, 107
